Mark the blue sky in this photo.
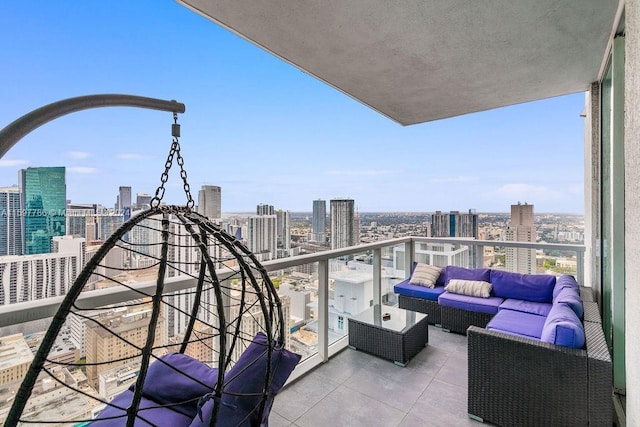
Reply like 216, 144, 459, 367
0, 1, 585, 213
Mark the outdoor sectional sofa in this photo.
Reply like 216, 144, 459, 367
393, 265, 612, 426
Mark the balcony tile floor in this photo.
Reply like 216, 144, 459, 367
271, 325, 480, 427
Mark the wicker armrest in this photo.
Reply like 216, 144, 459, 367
583, 301, 603, 324
468, 326, 592, 426
580, 285, 595, 302
584, 320, 613, 426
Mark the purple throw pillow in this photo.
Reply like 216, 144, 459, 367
140, 353, 220, 413
190, 332, 301, 427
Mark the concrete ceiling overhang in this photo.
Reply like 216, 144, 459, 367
178, 0, 619, 125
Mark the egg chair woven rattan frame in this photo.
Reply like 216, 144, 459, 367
4, 111, 287, 427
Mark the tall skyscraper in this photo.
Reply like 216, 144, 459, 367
247, 215, 277, 260
198, 185, 222, 219
353, 208, 360, 244
0, 186, 23, 256
65, 205, 124, 244
136, 193, 153, 209
330, 199, 355, 250
431, 210, 479, 239
275, 209, 291, 250
256, 203, 274, 216
506, 203, 537, 274
312, 199, 326, 244
431, 209, 479, 264
19, 167, 66, 255
116, 186, 132, 211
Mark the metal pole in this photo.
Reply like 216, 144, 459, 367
0, 94, 186, 159
318, 259, 329, 363
373, 248, 382, 306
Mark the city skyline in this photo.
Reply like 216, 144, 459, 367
1, 2, 585, 213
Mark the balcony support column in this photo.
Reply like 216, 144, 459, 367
475, 244, 485, 269
404, 240, 415, 273
318, 259, 329, 362
576, 250, 585, 286
373, 248, 382, 306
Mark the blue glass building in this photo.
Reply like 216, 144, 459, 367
19, 167, 66, 255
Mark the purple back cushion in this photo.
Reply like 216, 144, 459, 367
554, 286, 584, 319
443, 266, 490, 285
553, 274, 579, 300
190, 332, 301, 427
541, 303, 585, 348
490, 270, 555, 302
140, 353, 220, 413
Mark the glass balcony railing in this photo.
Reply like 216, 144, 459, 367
0, 236, 585, 386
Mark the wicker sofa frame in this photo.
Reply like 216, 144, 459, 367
467, 288, 612, 426
398, 294, 442, 326
398, 293, 494, 334
440, 305, 493, 334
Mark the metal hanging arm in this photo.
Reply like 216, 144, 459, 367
0, 94, 186, 159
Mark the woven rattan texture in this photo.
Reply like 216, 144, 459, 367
348, 313, 428, 365
440, 305, 493, 334
398, 295, 441, 325
468, 326, 590, 426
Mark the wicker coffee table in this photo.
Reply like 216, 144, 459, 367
348, 304, 428, 366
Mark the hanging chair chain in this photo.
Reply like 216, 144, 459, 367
150, 112, 195, 209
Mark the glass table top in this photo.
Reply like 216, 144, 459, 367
350, 304, 427, 333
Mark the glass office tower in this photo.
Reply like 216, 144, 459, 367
20, 167, 66, 254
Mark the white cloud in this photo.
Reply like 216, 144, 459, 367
67, 166, 99, 174
0, 159, 29, 167
325, 169, 401, 176
66, 151, 91, 159
117, 153, 147, 160
430, 175, 476, 184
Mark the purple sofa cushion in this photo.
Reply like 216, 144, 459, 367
499, 299, 553, 317
487, 309, 547, 339
438, 291, 503, 314
553, 274, 579, 300
92, 389, 194, 426
394, 278, 446, 301
490, 270, 555, 302
554, 286, 584, 319
140, 353, 220, 413
443, 266, 491, 285
541, 303, 585, 349
191, 332, 301, 427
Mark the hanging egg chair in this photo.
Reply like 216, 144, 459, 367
3, 112, 300, 427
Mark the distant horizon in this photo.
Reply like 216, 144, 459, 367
222, 210, 585, 216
